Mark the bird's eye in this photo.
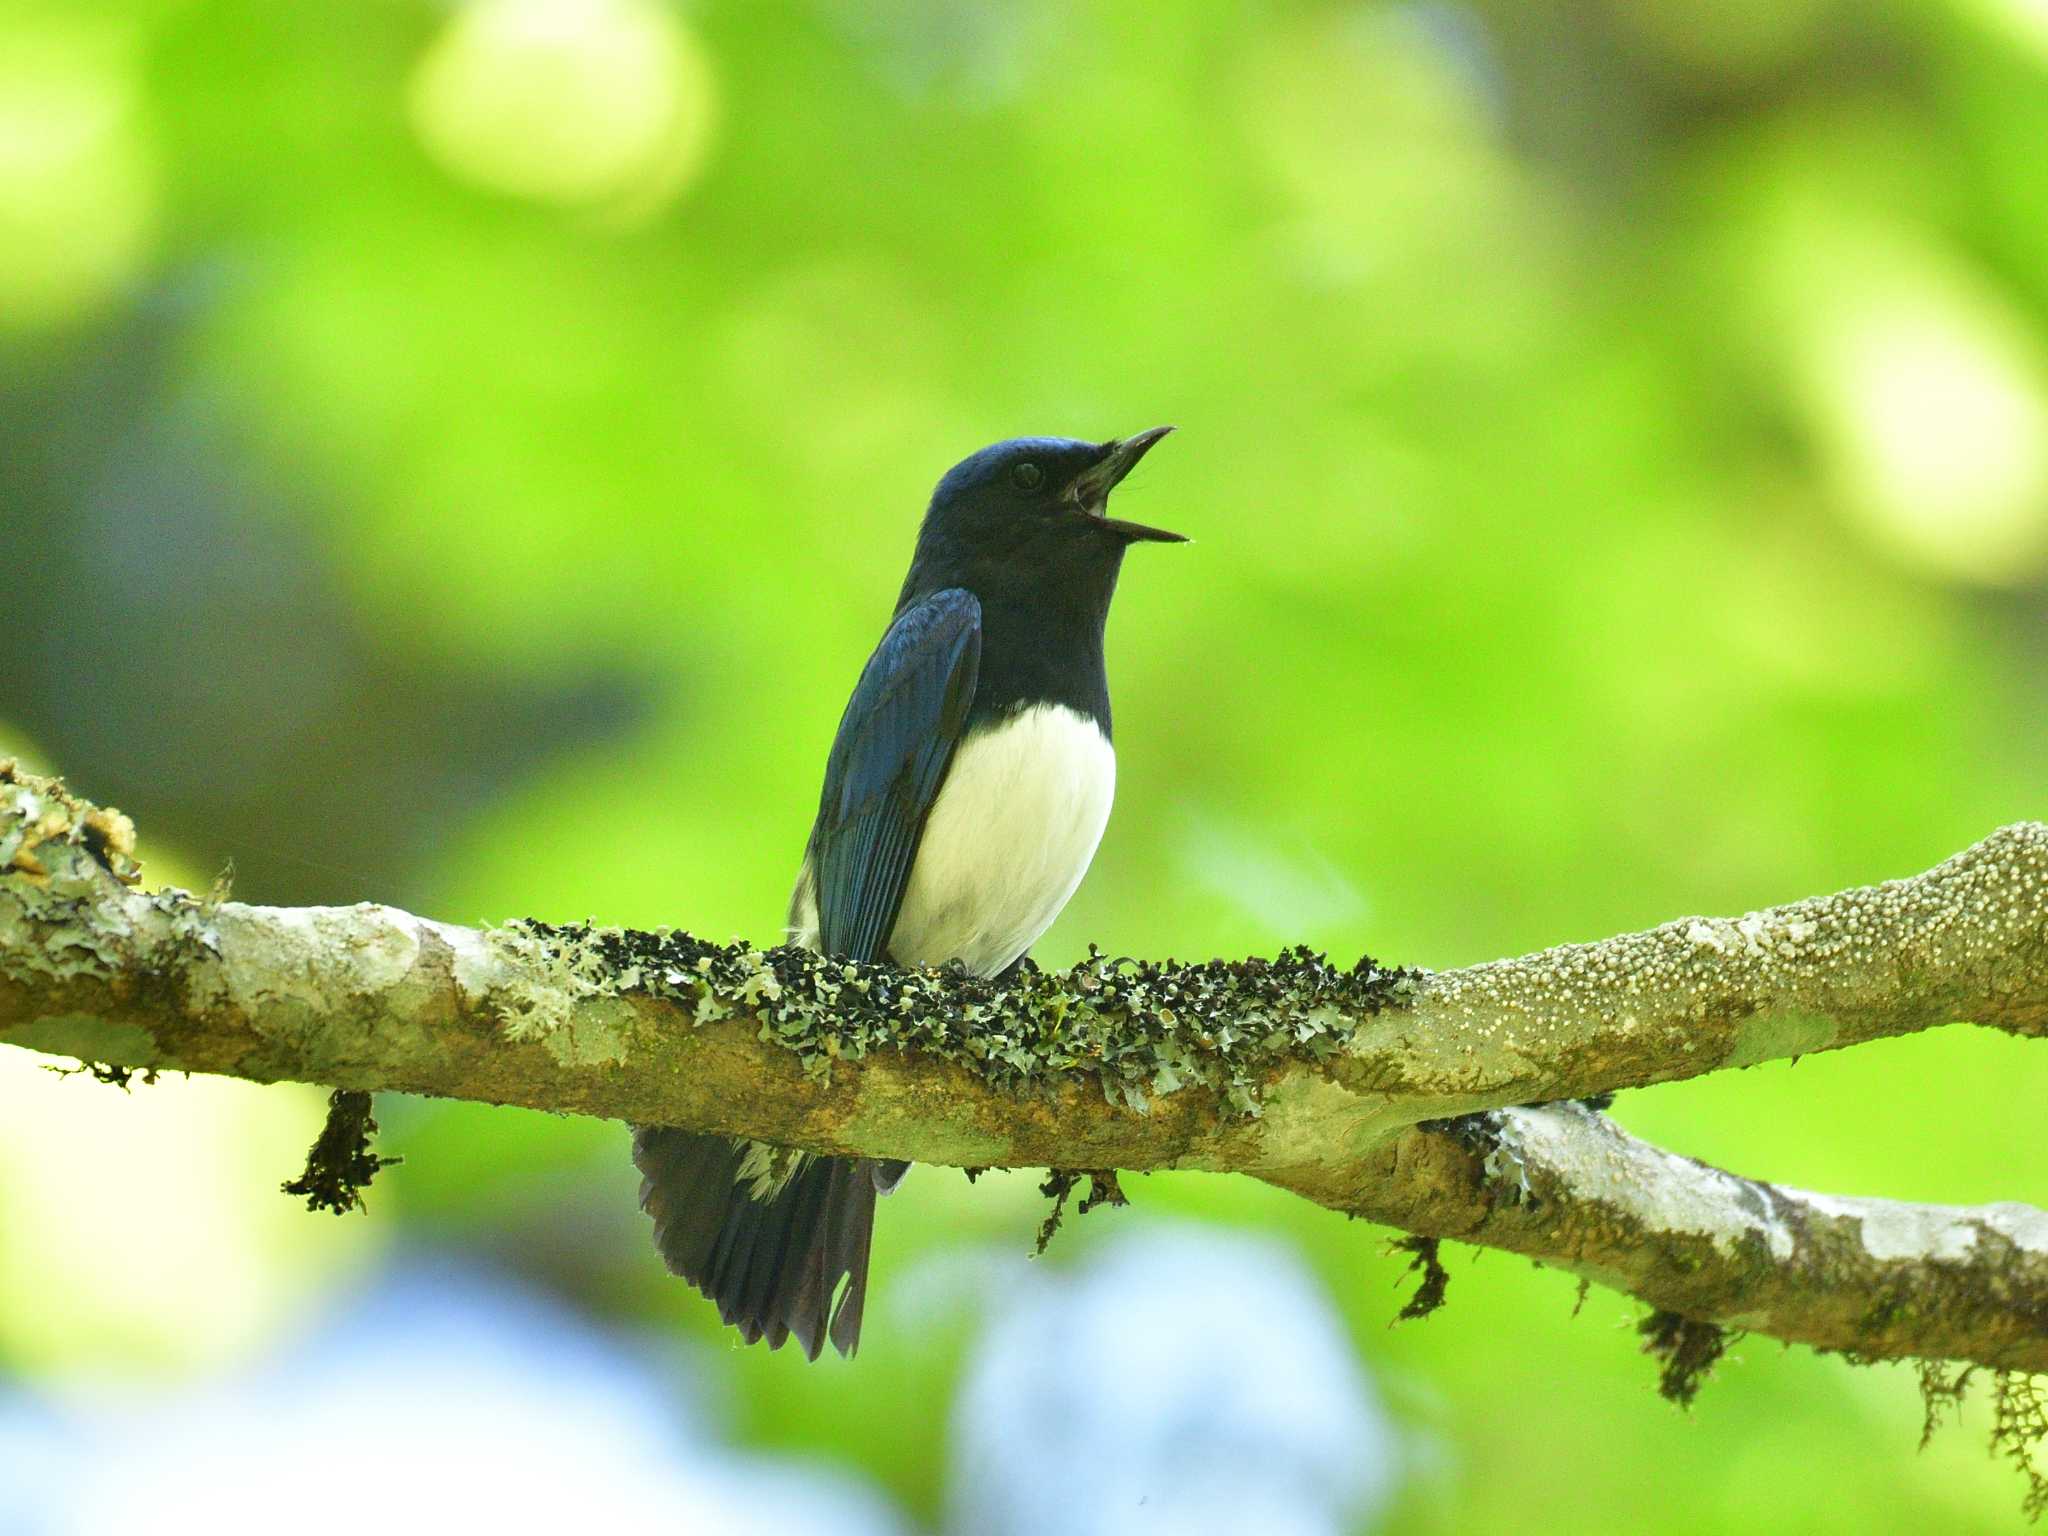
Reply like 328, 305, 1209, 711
1011, 461, 1044, 491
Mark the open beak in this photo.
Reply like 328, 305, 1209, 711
1067, 426, 1184, 543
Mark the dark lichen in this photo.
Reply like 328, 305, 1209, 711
43, 1060, 157, 1090
1390, 1235, 1450, 1322
1639, 1309, 1728, 1407
512, 923, 1418, 1117
1078, 1168, 1127, 1216
1417, 1110, 1544, 1207
1035, 1168, 1128, 1255
1419, 1109, 1504, 1158
282, 1089, 400, 1215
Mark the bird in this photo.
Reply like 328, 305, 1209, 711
632, 427, 1182, 1359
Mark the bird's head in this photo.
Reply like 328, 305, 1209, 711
921, 429, 1183, 556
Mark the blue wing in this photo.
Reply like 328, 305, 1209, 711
810, 588, 982, 962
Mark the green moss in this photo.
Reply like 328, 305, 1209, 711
1917, 1359, 1975, 1450
1860, 1290, 1910, 1336
1992, 1370, 2048, 1522
509, 921, 1418, 1115
1912, 1362, 2048, 1521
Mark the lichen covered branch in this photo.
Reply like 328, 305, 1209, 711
1315, 1103, 2048, 1372
1354, 821, 2048, 1116
4, 759, 2046, 1375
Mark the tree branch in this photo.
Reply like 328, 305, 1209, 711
1332, 1104, 2048, 1371
4, 759, 2045, 1371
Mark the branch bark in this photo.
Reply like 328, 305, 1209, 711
4, 760, 2045, 1371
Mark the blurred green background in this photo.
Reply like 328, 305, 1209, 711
4, 0, 2047, 1528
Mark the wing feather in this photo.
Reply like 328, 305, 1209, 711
811, 589, 981, 962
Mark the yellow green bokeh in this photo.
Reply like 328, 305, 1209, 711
2, 0, 2046, 1528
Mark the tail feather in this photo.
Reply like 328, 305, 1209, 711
634, 1129, 743, 1281
767, 1165, 834, 1359
632, 1125, 881, 1360
824, 1157, 875, 1356
731, 1157, 810, 1344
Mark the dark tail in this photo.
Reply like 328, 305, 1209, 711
631, 1127, 887, 1360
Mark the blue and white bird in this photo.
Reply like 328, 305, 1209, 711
633, 428, 1182, 1359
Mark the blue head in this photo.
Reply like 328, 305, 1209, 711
900, 429, 1180, 610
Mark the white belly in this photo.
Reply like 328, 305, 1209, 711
789, 703, 1116, 978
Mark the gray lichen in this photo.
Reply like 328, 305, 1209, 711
481, 920, 634, 1066
0, 759, 142, 889
0, 762, 160, 998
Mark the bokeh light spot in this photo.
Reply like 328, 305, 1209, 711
1798, 251, 2048, 587
408, 0, 717, 216
0, 1063, 375, 1379
1239, 6, 1517, 280
0, 26, 157, 330
1957, 0, 2048, 65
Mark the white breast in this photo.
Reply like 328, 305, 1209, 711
789, 703, 1115, 979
